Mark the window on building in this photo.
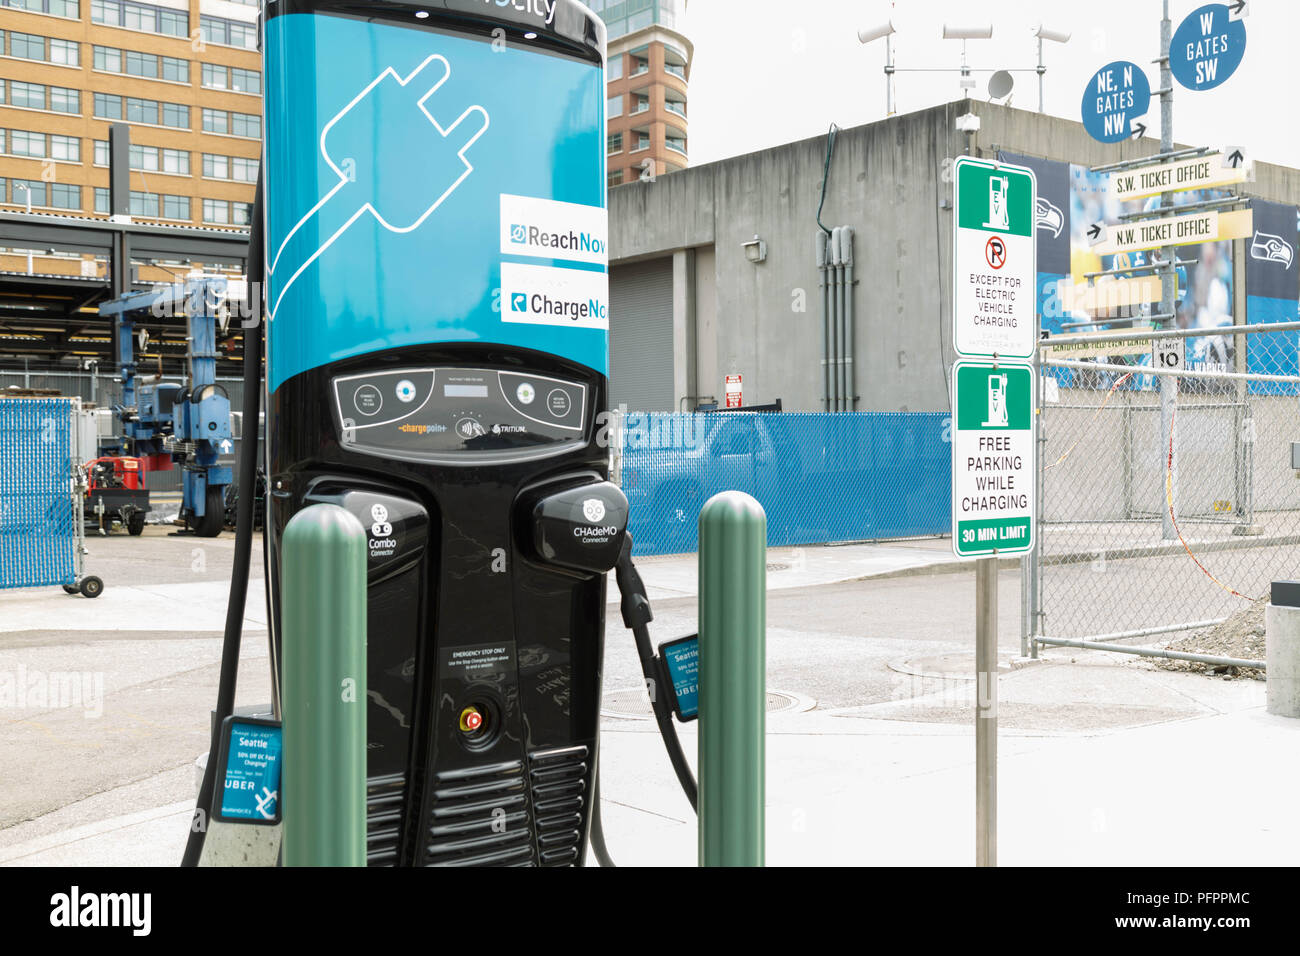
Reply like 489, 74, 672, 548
231, 155, 258, 182
49, 86, 78, 114
160, 102, 188, 129
93, 45, 119, 72
632, 93, 650, 114
9, 31, 45, 61
202, 108, 226, 135
230, 66, 260, 94
161, 194, 188, 220
232, 202, 251, 226
12, 179, 47, 208
607, 95, 623, 118
634, 132, 650, 150
95, 93, 122, 119
606, 55, 622, 81
158, 8, 186, 36
202, 198, 228, 224
130, 189, 158, 217
94, 186, 109, 214
229, 112, 259, 138
10, 130, 45, 158
607, 132, 623, 154
200, 15, 257, 49
50, 38, 78, 66
94, 139, 109, 165
631, 56, 648, 76
10, 81, 46, 110
161, 55, 187, 83
125, 49, 156, 77
129, 144, 158, 171
50, 182, 79, 210
161, 147, 188, 174
125, 97, 157, 124
92, 0, 188, 37
202, 152, 226, 178
666, 135, 686, 154
50, 133, 78, 161
607, 169, 623, 188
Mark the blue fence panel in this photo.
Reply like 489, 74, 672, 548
0, 398, 76, 589
621, 411, 951, 556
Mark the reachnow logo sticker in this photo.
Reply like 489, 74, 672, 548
500, 194, 607, 267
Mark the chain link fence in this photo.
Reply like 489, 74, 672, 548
0, 397, 82, 590
1028, 323, 1300, 650
614, 411, 950, 556
0, 367, 257, 499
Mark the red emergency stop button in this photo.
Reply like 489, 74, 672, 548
459, 706, 484, 733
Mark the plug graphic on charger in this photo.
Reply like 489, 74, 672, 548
268, 54, 490, 321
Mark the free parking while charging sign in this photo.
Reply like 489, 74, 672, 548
952, 157, 1037, 360
951, 361, 1035, 559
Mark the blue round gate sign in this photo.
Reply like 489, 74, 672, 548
1080, 60, 1151, 144
1170, 3, 1246, 91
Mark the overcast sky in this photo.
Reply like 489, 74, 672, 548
683, 0, 1298, 170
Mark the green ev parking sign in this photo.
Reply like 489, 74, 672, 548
951, 361, 1035, 558
952, 157, 1037, 360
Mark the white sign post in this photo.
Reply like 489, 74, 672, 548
950, 155, 1040, 869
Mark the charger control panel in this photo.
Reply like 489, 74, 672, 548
332, 366, 588, 464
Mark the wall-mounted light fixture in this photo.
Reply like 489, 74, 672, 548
742, 235, 766, 264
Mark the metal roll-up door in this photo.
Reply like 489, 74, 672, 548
609, 258, 674, 412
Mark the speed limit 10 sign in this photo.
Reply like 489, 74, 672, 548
1152, 337, 1185, 372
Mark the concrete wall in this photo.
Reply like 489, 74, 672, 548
609, 100, 1300, 414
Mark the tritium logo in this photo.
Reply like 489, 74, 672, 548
510, 223, 527, 243
510, 292, 528, 312
50, 886, 151, 936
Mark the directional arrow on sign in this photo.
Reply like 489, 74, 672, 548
1229, 0, 1248, 21
1130, 119, 1147, 140
1087, 222, 1105, 246
220, 439, 232, 453
1223, 146, 1247, 169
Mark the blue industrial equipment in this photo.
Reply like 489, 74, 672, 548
98, 277, 235, 537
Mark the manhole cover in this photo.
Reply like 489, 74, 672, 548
601, 687, 812, 720
766, 562, 790, 573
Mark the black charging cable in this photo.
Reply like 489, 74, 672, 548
591, 535, 699, 866
181, 171, 264, 867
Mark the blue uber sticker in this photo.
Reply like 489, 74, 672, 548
658, 635, 699, 722
215, 716, 283, 825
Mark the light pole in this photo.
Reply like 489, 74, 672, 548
14, 181, 32, 214
1032, 23, 1072, 113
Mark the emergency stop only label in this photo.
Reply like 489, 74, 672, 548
951, 361, 1035, 559
501, 261, 609, 331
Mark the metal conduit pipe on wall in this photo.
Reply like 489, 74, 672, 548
817, 231, 830, 412
830, 226, 842, 411
841, 226, 855, 411
815, 225, 857, 413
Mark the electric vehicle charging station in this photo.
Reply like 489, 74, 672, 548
260, 0, 619, 867
184, 0, 715, 869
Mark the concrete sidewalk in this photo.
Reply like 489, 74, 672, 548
2, 659, 1293, 867
4, 531, 1295, 867
615, 536, 979, 604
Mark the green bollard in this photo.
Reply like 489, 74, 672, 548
697, 490, 766, 867
281, 503, 368, 867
